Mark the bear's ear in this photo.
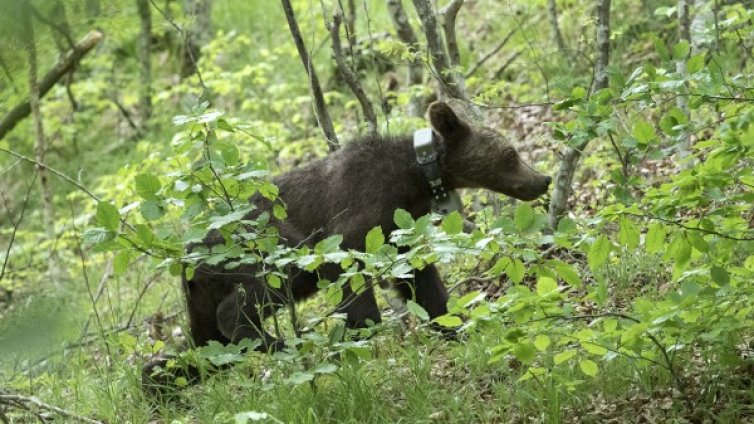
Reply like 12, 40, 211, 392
427, 101, 470, 140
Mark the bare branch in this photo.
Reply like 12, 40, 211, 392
439, 0, 463, 68
328, 12, 378, 135
280, 0, 340, 152
0, 392, 104, 424
386, 0, 423, 117
547, 0, 569, 54
410, 0, 466, 99
465, 28, 517, 78
0, 30, 102, 141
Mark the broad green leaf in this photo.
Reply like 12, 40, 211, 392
554, 349, 577, 365
135, 174, 161, 200
513, 343, 536, 364
96, 202, 120, 231
552, 260, 581, 288
365, 226, 385, 253
407, 300, 429, 321
285, 372, 314, 385
645, 223, 666, 254
579, 359, 599, 377
581, 341, 608, 356
315, 235, 343, 254
507, 259, 525, 284
442, 211, 464, 235
672, 41, 690, 59
514, 203, 535, 232
267, 274, 282, 289
434, 314, 463, 328
273, 204, 287, 220
571, 86, 587, 99
310, 363, 338, 374
394, 208, 414, 229
618, 218, 640, 250
710, 266, 730, 285
588, 235, 611, 270
534, 334, 551, 351
687, 53, 704, 74
536, 276, 558, 296
632, 120, 656, 144
82, 227, 115, 245
140, 200, 165, 221
208, 207, 249, 230
113, 250, 131, 275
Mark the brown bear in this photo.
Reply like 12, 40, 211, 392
143, 100, 550, 389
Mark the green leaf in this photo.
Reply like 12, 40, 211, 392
267, 274, 282, 289
552, 260, 581, 288
632, 120, 656, 144
554, 349, 577, 365
571, 86, 587, 99
140, 200, 165, 221
285, 371, 314, 385
394, 208, 414, 229
221, 143, 240, 166
441, 211, 464, 235
588, 235, 611, 270
581, 341, 608, 356
536, 276, 558, 296
513, 343, 536, 364
407, 300, 429, 321
579, 359, 599, 377
315, 234, 343, 254
273, 204, 287, 220
687, 53, 704, 74
434, 314, 463, 328
507, 259, 525, 284
365, 226, 385, 253
514, 203, 535, 232
82, 227, 115, 245
672, 41, 690, 59
534, 334, 551, 351
710, 266, 730, 285
113, 250, 131, 275
310, 363, 338, 374
645, 223, 666, 254
618, 218, 640, 250
134, 224, 155, 246
208, 207, 250, 230
135, 174, 161, 200
96, 202, 120, 231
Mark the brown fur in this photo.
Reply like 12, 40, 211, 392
142, 101, 551, 390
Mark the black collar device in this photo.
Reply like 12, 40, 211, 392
413, 128, 462, 215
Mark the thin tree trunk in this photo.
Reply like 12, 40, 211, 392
24, 2, 58, 277
440, 0, 463, 68
328, 12, 378, 136
675, 0, 691, 160
181, 0, 212, 79
136, 0, 153, 122
547, 0, 568, 55
280, 0, 339, 152
548, 0, 611, 228
345, 0, 357, 48
386, 0, 423, 117
411, 0, 466, 99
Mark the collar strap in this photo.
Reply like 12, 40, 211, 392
413, 128, 462, 215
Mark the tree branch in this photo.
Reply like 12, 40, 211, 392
410, 0, 466, 99
0, 30, 102, 141
465, 28, 517, 78
0, 392, 104, 424
386, 0, 423, 117
280, 0, 340, 152
439, 0, 463, 68
328, 12, 378, 135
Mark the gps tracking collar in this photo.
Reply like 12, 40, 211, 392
413, 128, 462, 215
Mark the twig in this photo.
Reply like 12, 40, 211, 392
327, 12, 378, 135
0, 30, 102, 141
465, 29, 517, 78
493, 50, 522, 80
0, 171, 38, 283
0, 393, 104, 424
280, 0, 340, 152
622, 212, 754, 241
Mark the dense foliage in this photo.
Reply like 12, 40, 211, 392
0, 0, 753, 422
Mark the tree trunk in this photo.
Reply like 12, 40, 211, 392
280, 0, 339, 152
24, 2, 58, 277
547, 0, 569, 55
410, 0, 466, 100
386, 0, 423, 117
181, 0, 212, 78
675, 0, 692, 160
136, 0, 153, 122
547, 0, 611, 228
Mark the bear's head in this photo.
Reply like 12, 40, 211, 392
427, 100, 551, 201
